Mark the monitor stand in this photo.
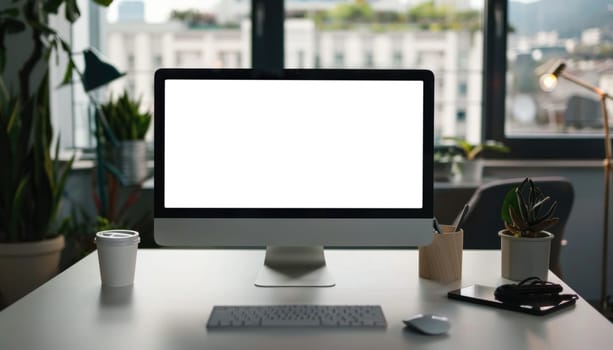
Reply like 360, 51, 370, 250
255, 246, 335, 287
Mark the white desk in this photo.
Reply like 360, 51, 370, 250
0, 250, 611, 350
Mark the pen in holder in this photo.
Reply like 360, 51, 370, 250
419, 224, 463, 282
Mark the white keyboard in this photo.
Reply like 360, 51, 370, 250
206, 305, 387, 328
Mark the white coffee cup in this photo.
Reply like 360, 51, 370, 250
95, 230, 140, 287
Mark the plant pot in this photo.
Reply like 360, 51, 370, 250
113, 140, 147, 186
0, 235, 65, 307
459, 159, 484, 183
499, 230, 553, 281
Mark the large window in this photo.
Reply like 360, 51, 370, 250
69, 0, 483, 148
486, 0, 613, 158
284, 0, 484, 142
506, 0, 612, 138
62, 0, 613, 159
70, 0, 251, 147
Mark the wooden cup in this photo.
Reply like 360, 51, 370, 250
419, 224, 463, 282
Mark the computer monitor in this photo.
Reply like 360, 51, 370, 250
154, 69, 434, 287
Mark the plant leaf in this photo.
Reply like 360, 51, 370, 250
530, 218, 559, 233
44, 0, 65, 14
6, 97, 20, 133
92, 0, 114, 6
540, 201, 559, 223
481, 140, 510, 153
58, 37, 72, 53
515, 188, 529, 226
501, 187, 517, 224
532, 196, 550, 211
64, 0, 81, 23
8, 176, 30, 241
0, 77, 8, 103
60, 60, 74, 86
52, 154, 75, 221
0, 7, 19, 16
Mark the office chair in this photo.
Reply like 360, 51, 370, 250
456, 177, 574, 277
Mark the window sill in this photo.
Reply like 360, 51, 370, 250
483, 159, 603, 168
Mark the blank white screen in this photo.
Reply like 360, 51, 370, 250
164, 79, 423, 208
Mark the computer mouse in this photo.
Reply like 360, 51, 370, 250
402, 314, 450, 335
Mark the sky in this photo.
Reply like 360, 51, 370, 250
106, 0, 534, 23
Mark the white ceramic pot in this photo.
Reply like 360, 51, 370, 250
0, 235, 65, 307
459, 159, 484, 183
115, 140, 147, 185
499, 230, 553, 281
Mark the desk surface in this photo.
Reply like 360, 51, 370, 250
1, 250, 611, 350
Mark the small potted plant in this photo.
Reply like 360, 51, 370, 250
443, 138, 509, 182
433, 145, 462, 182
100, 90, 152, 185
499, 178, 559, 280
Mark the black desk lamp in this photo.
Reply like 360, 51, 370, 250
539, 60, 613, 315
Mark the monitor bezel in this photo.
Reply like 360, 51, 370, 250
154, 69, 434, 219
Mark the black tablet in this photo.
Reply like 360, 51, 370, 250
447, 284, 577, 316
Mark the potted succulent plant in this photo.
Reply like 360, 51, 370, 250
100, 90, 152, 186
499, 178, 559, 281
442, 138, 509, 182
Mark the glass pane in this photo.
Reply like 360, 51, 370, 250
506, 0, 613, 137
284, 0, 485, 142
72, 0, 252, 147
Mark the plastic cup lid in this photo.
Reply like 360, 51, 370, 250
95, 230, 140, 246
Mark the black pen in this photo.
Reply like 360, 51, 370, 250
453, 204, 470, 232
433, 217, 443, 234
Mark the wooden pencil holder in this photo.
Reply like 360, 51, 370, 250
419, 224, 463, 282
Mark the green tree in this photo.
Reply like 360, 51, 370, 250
169, 9, 216, 27
329, 0, 375, 22
408, 1, 481, 31
408, 1, 449, 22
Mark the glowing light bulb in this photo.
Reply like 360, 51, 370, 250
539, 74, 558, 92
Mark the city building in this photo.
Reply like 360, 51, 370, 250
105, 18, 482, 141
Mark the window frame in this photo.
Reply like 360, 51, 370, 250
483, 0, 606, 159
251, 0, 284, 71
75, 0, 606, 159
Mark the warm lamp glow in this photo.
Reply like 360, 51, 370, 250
539, 74, 558, 92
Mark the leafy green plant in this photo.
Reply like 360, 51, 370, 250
0, 1, 113, 100
501, 178, 559, 238
0, 79, 73, 242
443, 137, 510, 160
100, 91, 152, 141
0, 0, 113, 242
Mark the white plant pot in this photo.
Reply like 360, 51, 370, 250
459, 159, 484, 183
0, 235, 65, 307
114, 140, 147, 185
499, 230, 553, 281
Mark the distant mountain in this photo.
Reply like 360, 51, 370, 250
509, 0, 613, 38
